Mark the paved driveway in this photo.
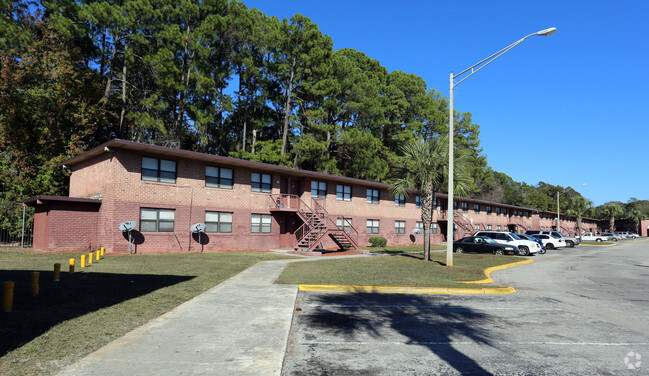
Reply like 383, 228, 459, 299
282, 241, 649, 375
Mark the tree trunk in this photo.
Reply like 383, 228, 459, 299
101, 40, 118, 107
281, 57, 296, 155
609, 216, 615, 232
175, 25, 192, 141
420, 184, 434, 261
119, 41, 128, 137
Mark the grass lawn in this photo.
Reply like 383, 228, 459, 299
358, 244, 446, 254
0, 248, 295, 376
277, 250, 527, 288
581, 241, 616, 245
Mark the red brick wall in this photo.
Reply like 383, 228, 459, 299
31, 201, 99, 251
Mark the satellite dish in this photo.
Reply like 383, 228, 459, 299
190, 223, 206, 233
412, 228, 422, 234
119, 221, 137, 232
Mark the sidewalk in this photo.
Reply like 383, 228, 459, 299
57, 259, 301, 376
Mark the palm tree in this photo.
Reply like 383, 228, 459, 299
565, 196, 593, 241
390, 138, 472, 261
629, 209, 646, 235
601, 202, 624, 232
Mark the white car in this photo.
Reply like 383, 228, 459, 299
581, 232, 615, 242
534, 234, 566, 249
473, 231, 541, 256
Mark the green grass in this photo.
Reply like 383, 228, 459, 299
277, 251, 526, 288
0, 249, 295, 376
359, 244, 446, 254
581, 241, 616, 245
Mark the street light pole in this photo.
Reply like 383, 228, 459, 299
446, 27, 556, 267
557, 183, 586, 233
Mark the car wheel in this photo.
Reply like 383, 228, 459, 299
547, 243, 554, 250
518, 246, 529, 256
567, 240, 574, 248
538, 248, 546, 255
494, 249, 505, 255
596, 238, 602, 242
455, 247, 464, 253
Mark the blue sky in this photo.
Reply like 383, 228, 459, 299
242, 0, 649, 206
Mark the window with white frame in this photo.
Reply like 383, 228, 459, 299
395, 193, 405, 207
415, 221, 423, 233
395, 220, 405, 234
251, 172, 271, 193
487, 225, 492, 230
431, 223, 438, 234
496, 207, 501, 215
497, 225, 501, 230
142, 157, 176, 183
453, 201, 458, 210
205, 211, 233, 233
251, 214, 271, 233
205, 166, 233, 189
474, 224, 480, 231
336, 217, 352, 234
311, 180, 327, 198
336, 184, 351, 201
366, 219, 380, 234
416, 196, 421, 208
367, 189, 379, 204
140, 208, 175, 232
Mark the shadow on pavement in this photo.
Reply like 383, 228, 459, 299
0, 270, 193, 357
297, 293, 495, 375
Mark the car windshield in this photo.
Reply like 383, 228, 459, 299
556, 232, 566, 237
509, 233, 521, 240
483, 237, 497, 244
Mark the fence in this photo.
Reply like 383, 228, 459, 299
0, 201, 34, 248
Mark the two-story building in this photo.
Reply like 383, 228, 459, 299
23, 139, 600, 254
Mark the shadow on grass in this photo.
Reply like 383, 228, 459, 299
296, 293, 495, 375
0, 270, 193, 357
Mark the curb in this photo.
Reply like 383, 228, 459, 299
298, 284, 516, 295
298, 259, 534, 295
462, 259, 535, 284
582, 243, 617, 247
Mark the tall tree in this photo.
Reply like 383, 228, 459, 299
565, 196, 593, 240
600, 202, 624, 232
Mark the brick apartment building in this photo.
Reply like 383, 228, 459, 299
23, 139, 600, 254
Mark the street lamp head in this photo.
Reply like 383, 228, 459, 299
536, 27, 557, 36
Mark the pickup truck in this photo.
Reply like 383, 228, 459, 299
581, 232, 615, 242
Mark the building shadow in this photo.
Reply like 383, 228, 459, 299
298, 293, 496, 375
0, 270, 193, 357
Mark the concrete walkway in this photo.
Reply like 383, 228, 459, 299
58, 258, 305, 376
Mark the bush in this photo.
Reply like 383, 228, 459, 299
368, 236, 387, 247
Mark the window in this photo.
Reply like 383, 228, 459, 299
431, 223, 438, 234
416, 196, 421, 208
453, 201, 458, 210
453, 224, 458, 234
461, 202, 468, 212
487, 225, 492, 230
395, 220, 405, 234
496, 225, 501, 231
142, 157, 176, 183
474, 224, 480, 231
367, 189, 379, 204
486, 205, 492, 215
311, 180, 327, 198
251, 173, 272, 193
251, 214, 271, 233
337, 218, 352, 234
503, 209, 509, 216
474, 203, 480, 213
366, 219, 380, 234
205, 211, 232, 233
496, 207, 501, 215
336, 184, 351, 201
140, 208, 175, 232
206, 166, 233, 189
415, 222, 423, 233
395, 193, 405, 207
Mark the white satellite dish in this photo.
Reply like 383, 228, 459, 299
190, 223, 206, 233
412, 228, 422, 234
119, 221, 137, 232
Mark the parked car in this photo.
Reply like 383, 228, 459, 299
453, 236, 519, 255
517, 233, 546, 254
581, 232, 615, 242
533, 234, 566, 249
473, 231, 541, 256
526, 230, 579, 248
628, 232, 640, 238
599, 232, 619, 241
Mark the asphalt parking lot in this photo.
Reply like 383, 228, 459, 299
282, 241, 649, 375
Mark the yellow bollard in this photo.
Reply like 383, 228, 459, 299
96, 251, 100, 261
54, 263, 61, 282
88, 252, 93, 265
80, 255, 86, 268
101, 247, 105, 256
31, 272, 39, 296
69, 258, 75, 274
2, 281, 14, 312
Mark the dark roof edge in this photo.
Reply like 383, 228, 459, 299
22, 195, 102, 206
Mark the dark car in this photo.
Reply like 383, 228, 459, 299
453, 236, 519, 255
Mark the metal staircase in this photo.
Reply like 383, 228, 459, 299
270, 194, 358, 252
